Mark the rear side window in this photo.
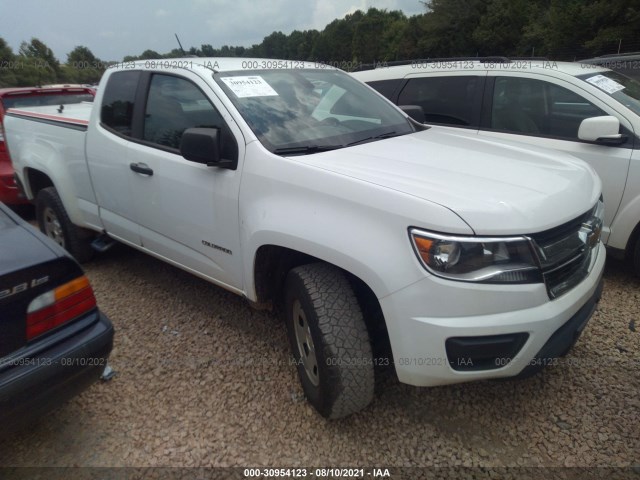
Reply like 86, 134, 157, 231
398, 76, 483, 127
366, 79, 403, 101
100, 71, 141, 136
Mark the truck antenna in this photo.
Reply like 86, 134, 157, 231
175, 34, 186, 56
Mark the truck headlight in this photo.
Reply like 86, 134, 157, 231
410, 229, 542, 283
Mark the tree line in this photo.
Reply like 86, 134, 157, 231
0, 39, 105, 87
1, 0, 638, 88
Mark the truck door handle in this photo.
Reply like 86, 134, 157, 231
130, 162, 154, 176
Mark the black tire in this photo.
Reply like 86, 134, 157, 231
283, 263, 374, 419
35, 187, 95, 263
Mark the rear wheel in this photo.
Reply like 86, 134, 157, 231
36, 187, 95, 263
283, 263, 374, 418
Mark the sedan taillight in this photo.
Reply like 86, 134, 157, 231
26, 276, 97, 340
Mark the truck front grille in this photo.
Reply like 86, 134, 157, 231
529, 204, 602, 299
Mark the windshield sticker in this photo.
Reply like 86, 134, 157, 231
220, 76, 279, 98
586, 75, 625, 94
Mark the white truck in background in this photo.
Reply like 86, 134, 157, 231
4, 58, 605, 418
353, 59, 640, 274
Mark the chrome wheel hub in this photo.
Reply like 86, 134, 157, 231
292, 300, 319, 386
43, 207, 65, 247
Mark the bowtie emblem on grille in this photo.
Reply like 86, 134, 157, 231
579, 219, 602, 249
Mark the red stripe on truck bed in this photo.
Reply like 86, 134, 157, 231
6, 108, 89, 126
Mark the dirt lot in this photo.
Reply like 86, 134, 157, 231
0, 244, 638, 471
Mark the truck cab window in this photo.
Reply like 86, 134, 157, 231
143, 74, 227, 152
100, 71, 141, 136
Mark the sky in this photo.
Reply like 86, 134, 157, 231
0, 0, 426, 62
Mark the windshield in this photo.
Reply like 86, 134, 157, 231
578, 70, 640, 116
214, 69, 414, 154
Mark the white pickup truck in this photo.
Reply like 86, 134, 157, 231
4, 58, 605, 418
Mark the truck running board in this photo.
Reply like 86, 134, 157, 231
91, 234, 116, 253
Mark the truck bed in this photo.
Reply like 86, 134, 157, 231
4, 102, 101, 230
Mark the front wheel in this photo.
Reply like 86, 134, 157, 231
283, 263, 374, 419
35, 187, 95, 263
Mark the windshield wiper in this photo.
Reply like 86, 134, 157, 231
273, 131, 402, 155
346, 131, 400, 147
273, 145, 344, 155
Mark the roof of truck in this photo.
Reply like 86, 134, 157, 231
123, 57, 336, 73
351, 59, 609, 82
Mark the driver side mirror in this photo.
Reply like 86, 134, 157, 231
578, 116, 627, 146
180, 127, 237, 170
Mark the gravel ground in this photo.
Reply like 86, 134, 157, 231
0, 243, 638, 471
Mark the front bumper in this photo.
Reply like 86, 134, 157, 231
380, 242, 605, 386
0, 310, 114, 433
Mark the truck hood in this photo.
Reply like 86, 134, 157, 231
297, 128, 601, 235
